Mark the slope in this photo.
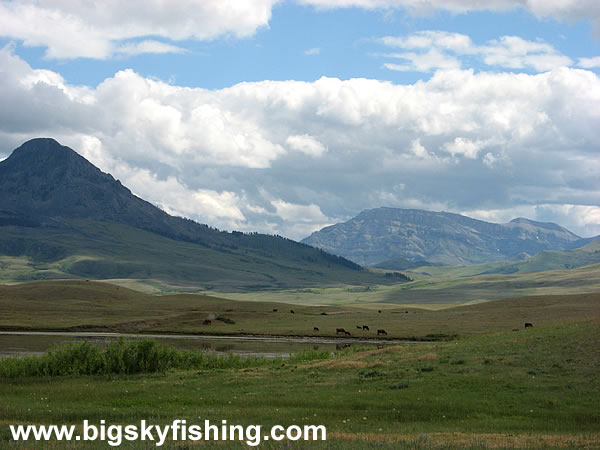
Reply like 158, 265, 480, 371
0, 139, 387, 290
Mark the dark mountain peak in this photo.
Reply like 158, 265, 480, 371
6, 138, 83, 171
12, 137, 70, 156
0, 138, 137, 223
1, 138, 119, 187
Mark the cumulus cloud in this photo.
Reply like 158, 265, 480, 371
286, 134, 327, 157
0, 0, 277, 59
578, 56, 600, 69
1, 47, 599, 239
299, 0, 600, 32
443, 137, 487, 159
380, 31, 572, 73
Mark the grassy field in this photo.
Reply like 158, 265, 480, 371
201, 263, 600, 310
1, 281, 600, 340
0, 319, 598, 448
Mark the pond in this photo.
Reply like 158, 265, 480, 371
0, 332, 402, 359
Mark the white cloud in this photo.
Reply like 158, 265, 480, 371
482, 152, 499, 168
271, 199, 329, 223
577, 56, 600, 69
116, 40, 186, 57
409, 139, 434, 159
1, 47, 599, 238
481, 36, 573, 71
381, 31, 474, 53
383, 48, 461, 72
463, 204, 600, 238
0, 0, 277, 59
442, 137, 487, 159
304, 47, 321, 55
381, 31, 572, 73
299, 0, 600, 32
286, 134, 327, 157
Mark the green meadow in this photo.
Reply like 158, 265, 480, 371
1, 280, 599, 338
0, 319, 598, 448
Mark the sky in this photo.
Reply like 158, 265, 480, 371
0, 0, 599, 240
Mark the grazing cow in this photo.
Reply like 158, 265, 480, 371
378, 310, 382, 313
290, 310, 295, 314
356, 325, 362, 329
363, 325, 369, 331
336, 328, 346, 335
203, 319, 211, 325
377, 329, 387, 336
405, 310, 409, 314
313, 327, 319, 332
344, 331, 351, 336
524, 322, 533, 328
273, 309, 278, 312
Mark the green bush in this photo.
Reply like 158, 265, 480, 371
0, 339, 333, 378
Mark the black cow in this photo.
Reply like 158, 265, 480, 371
524, 322, 533, 328
362, 325, 369, 331
377, 329, 387, 336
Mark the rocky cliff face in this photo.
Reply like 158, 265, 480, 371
302, 207, 585, 266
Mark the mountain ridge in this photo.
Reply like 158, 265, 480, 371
0, 138, 381, 290
302, 206, 593, 266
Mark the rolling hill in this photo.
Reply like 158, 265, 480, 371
0, 138, 389, 290
302, 207, 594, 266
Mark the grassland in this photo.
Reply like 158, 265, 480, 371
1, 319, 598, 448
205, 263, 600, 310
1, 281, 600, 340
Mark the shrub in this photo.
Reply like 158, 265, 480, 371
0, 338, 334, 378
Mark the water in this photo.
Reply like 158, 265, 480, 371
0, 332, 397, 359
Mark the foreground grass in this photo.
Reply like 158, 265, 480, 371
1, 320, 598, 448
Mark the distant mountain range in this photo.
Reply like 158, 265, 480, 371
302, 207, 597, 266
0, 138, 385, 290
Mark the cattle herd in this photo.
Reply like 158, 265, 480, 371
335, 327, 387, 337
200, 307, 532, 338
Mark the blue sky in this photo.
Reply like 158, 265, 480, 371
5, 2, 599, 88
0, 0, 599, 239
